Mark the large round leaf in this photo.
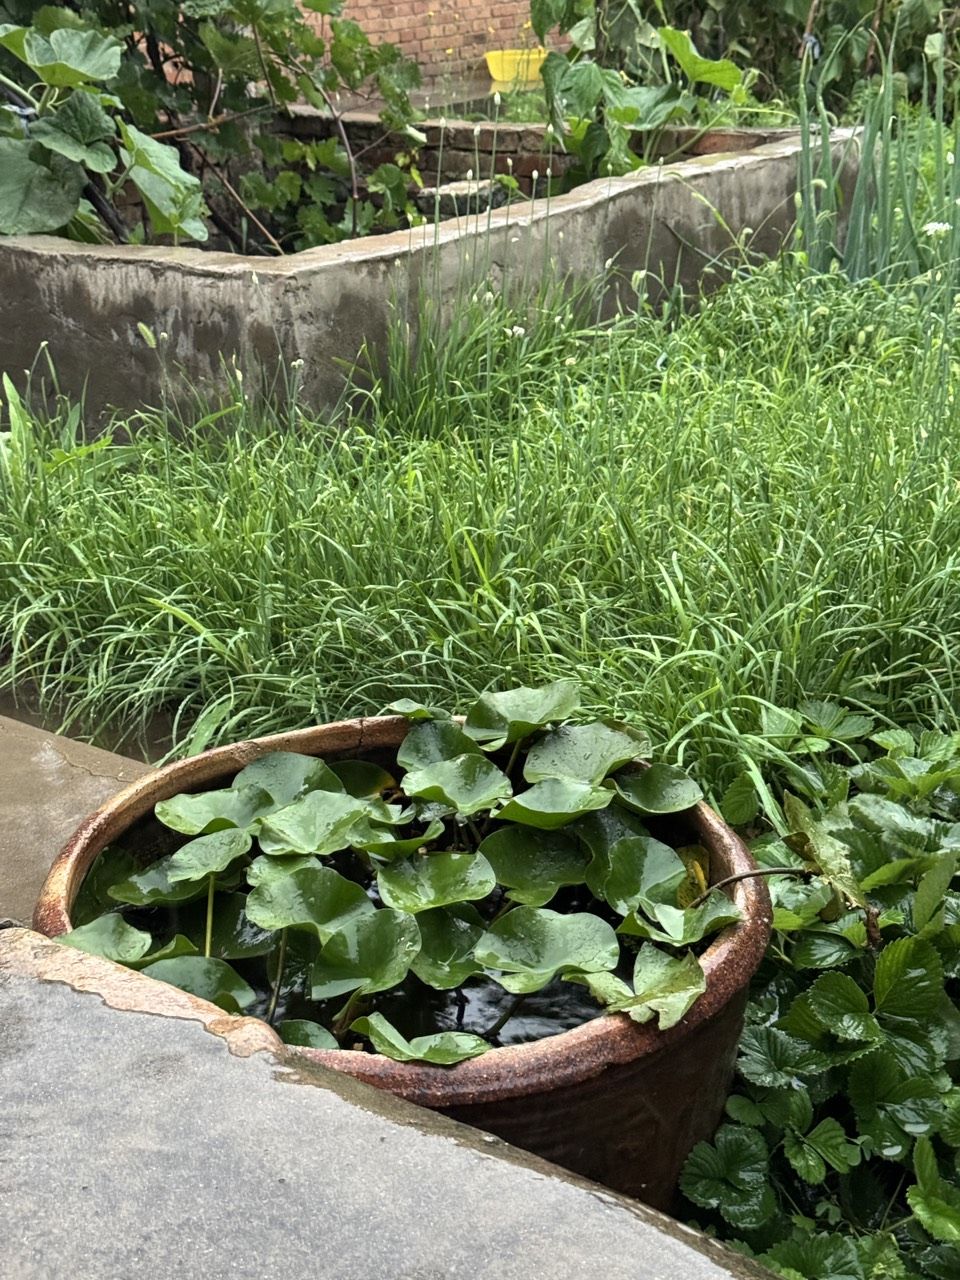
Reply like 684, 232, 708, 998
140, 956, 255, 1013
523, 720, 650, 785
30, 91, 116, 173
464, 679, 581, 748
410, 906, 484, 989
474, 907, 620, 994
182, 892, 275, 959
329, 760, 396, 798
351, 1013, 488, 1064
126, 935, 199, 971
613, 764, 703, 815
155, 783, 272, 835
497, 779, 612, 829
310, 909, 421, 1000
257, 790, 371, 856
279, 1020, 338, 1050
232, 751, 343, 807
245, 864, 374, 943
23, 27, 123, 86
0, 139, 84, 234
109, 858, 213, 907
585, 834, 686, 915
352, 818, 445, 862
246, 854, 321, 886
397, 719, 481, 770
377, 851, 496, 914
478, 827, 588, 906
402, 754, 512, 817
166, 828, 252, 885
57, 913, 151, 964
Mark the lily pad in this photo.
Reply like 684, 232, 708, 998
155, 783, 273, 835
246, 854, 321, 886
523, 720, 650, 785
410, 906, 484, 988
585, 835, 686, 915
56, 913, 152, 964
377, 851, 496, 914
310, 909, 421, 1000
126, 934, 199, 970
166, 828, 252, 885
72, 844, 139, 926
497, 779, 611, 829
464, 679, 581, 748
232, 751, 343, 806
181, 892, 275, 959
257, 790, 371, 856
109, 858, 214, 907
279, 1019, 338, 1050
402, 754, 512, 816
570, 943, 706, 1030
384, 698, 450, 720
245, 864, 374, 943
351, 1013, 488, 1064
613, 764, 703, 815
140, 955, 256, 1013
474, 906, 620, 994
352, 819, 446, 862
478, 827, 588, 906
329, 760, 396, 797
618, 895, 742, 945
397, 719, 482, 770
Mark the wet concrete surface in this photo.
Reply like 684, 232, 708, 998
0, 716, 151, 925
0, 927, 775, 1280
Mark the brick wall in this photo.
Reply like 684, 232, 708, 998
325, 1, 536, 81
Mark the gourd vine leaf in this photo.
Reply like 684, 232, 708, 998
350, 1013, 488, 1064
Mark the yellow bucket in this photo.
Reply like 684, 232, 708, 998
484, 48, 547, 83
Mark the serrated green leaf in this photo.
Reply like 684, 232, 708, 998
721, 772, 760, 826
806, 972, 882, 1044
784, 792, 866, 908
310, 909, 421, 1000
613, 763, 703, 815
522, 720, 649, 785
874, 936, 944, 1020
908, 1137, 960, 1242
738, 1025, 830, 1087
680, 1125, 776, 1230
478, 826, 588, 907
475, 906, 619, 994
245, 864, 374, 943
351, 1012, 489, 1064
784, 1128, 827, 1185
914, 853, 957, 933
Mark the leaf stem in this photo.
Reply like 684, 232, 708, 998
204, 874, 215, 958
481, 992, 526, 1042
266, 927, 287, 1025
688, 866, 809, 909
332, 987, 366, 1040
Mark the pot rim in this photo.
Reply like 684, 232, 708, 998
34, 714, 772, 1106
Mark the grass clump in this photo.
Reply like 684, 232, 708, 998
2, 258, 959, 802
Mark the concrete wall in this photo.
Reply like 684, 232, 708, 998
0, 130, 859, 421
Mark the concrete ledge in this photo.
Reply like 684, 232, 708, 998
0, 130, 859, 416
0, 926, 775, 1280
0, 716, 150, 925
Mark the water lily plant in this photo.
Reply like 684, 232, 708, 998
61, 681, 742, 1064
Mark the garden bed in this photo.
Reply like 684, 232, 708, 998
0, 128, 857, 417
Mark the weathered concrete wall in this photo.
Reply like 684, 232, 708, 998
0, 130, 859, 419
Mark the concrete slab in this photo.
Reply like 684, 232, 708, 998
0, 717, 151, 925
0, 927, 774, 1280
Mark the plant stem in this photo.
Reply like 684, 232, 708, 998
481, 993, 526, 1042
0, 71, 36, 109
688, 866, 809, 908
332, 987, 366, 1040
204, 874, 215, 958
265, 927, 287, 1024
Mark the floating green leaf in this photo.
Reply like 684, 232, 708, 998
245, 864, 374, 943
351, 819, 445, 861
126, 935, 199, 970
329, 759, 396, 797
384, 698, 449, 720
140, 955, 255, 1013
475, 906, 619, 994
401, 754, 512, 816
72, 844, 139, 926
155, 783, 272, 835
246, 854, 321, 886
497, 778, 611, 829
310, 909, 421, 1000
166, 828, 252, 885
232, 751, 343, 806
377, 851, 496, 914
257, 790, 371, 856
463, 679, 581, 748
410, 906, 484, 988
397, 719, 481, 770
195, 892, 275, 959
478, 827, 588, 906
613, 764, 703, 815
585, 834, 686, 915
350, 1013, 488, 1064
109, 858, 214, 906
522, 720, 649, 785
279, 1019, 338, 1050
56, 913, 152, 964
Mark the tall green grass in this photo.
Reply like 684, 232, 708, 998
2, 251, 959, 801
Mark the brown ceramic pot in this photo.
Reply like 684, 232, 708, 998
35, 715, 771, 1210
